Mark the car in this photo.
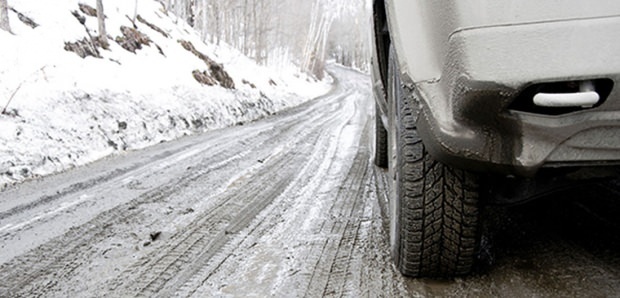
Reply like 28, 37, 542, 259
371, 0, 620, 278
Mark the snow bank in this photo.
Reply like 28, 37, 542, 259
0, 0, 331, 189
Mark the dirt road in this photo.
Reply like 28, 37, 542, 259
1, 66, 620, 297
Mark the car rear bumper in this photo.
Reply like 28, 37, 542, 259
413, 15, 620, 176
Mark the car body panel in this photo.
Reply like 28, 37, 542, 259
386, 0, 620, 84
374, 0, 620, 175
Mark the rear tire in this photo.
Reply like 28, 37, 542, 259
375, 103, 388, 168
387, 45, 480, 278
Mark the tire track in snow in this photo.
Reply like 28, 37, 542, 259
104, 94, 352, 297
178, 92, 363, 297
0, 94, 343, 297
184, 85, 409, 297
0, 66, 411, 297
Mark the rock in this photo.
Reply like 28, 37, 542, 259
209, 62, 235, 89
179, 40, 235, 89
149, 231, 162, 242
10, 7, 39, 28
192, 70, 217, 86
137, 15, 169, 38
64, 38, 101, 58
78, 3, 97, 17
242, 79, 256, 89
115, 26, 151, 53
71, 10, 86, 25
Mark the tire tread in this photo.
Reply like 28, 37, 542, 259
395, 91, 479, 278
375, 103, 389, 168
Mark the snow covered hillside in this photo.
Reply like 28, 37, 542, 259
0, 0, 331, 189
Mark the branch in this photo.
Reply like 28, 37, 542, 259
2, 66, 47, 115
2, 82, 23, 115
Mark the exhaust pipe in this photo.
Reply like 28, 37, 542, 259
533, 81, 600, 108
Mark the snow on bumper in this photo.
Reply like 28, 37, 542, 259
414, 16, 620, 176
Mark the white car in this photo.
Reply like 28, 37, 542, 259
371, 0, 620, 277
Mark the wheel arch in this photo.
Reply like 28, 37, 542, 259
372, 0, 390, 90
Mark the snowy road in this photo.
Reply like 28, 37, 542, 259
0, 66, 409, 297
2, 66, 620, 297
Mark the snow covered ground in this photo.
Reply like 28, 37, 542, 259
0, 0, 331, 190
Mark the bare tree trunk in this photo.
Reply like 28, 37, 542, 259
162, 0, 368, 72
185, 0, 194, 26
133, 0, 138, 23
0, 0, 11, 33
256, 0, 268, 65
302, 1, 324, 76
243, 0, 249, 54
96, 0, 109, 48
200, 0, 208, 41
251, 0, 258, 60
214, 1, 220, 45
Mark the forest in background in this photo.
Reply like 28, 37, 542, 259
160, 0, 371, 78
0, 0, 370, 78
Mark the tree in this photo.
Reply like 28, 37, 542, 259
96, 0, 109, 48
0, 0, 10, 33
300, 0, 336, 79
161, 0, 370, 75
326, 0, 371, 71
133, 0, 138, 23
